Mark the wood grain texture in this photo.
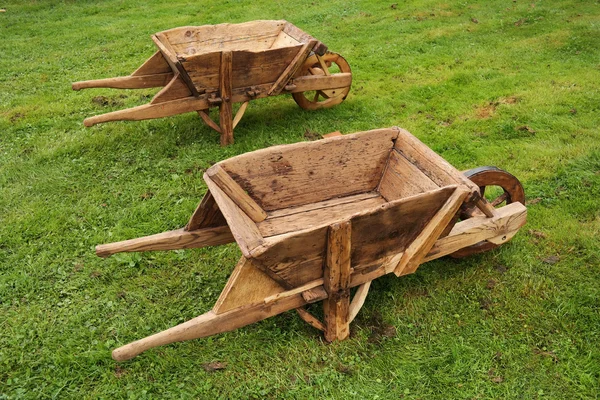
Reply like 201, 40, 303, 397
218, 128, 399, 211
204, 173, 263, 257
268, 41, 315, 96
207, 165, 267, 222
150, 73, 192, 103
213, 257, 284, 314
219, 51, 234, 146
348, 281, 371, 323
95, 226, 233, 258
282, 21, 327, 55
72, 73, 174, 91
394, 186, 468, 276
186, 191, 226, 231
132, 51, 172, 76
379, 149, 439, 201
323, 221, 352, 342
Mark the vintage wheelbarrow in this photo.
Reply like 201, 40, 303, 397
72, 20, 352, 146
96, 127, 527, 361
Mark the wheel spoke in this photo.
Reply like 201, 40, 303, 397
491, 192, 508, 207
312, 91, 320, 102
317, 90, 330, 99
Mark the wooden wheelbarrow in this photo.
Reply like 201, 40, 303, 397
72, 20, 352, 146
97, 127, 527, 361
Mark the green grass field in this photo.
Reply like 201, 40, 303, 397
1, 0, 599, 398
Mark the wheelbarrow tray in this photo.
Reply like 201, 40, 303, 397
97, 127, 527, 360
72, 20, 352, 145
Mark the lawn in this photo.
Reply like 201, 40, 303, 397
1, 0, 599, 398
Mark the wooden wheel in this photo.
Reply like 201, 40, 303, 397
451, 166, 525, 257
292, 52, 351, 110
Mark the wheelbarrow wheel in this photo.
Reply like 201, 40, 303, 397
450, 166, 525, 258
292, 52, 351, 110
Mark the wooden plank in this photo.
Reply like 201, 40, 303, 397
219, 51, 234, 146
95, 226, 233, 258
271, 31, 301, 49
282, 21, 327, 55
213, 257, 284, 314
152, 34, 200, 97
394, 186, 468, 276
423, 202, 527, 262
285, 73, 352, 93
132, 51, 172, 75
151, 73, 192, 104
296, 308, 326, 331
72, 73, 173, 91
186, 191, 226, 231
351, 185, 457, 271
268, 41, 315, 96
267, 192, 380, 219
218, 128, 399, 211
161, 20, 286, 49
232, 45, 303, 88
348, 281, 371, 323
264, 278, 324, 304
394, 127, 479, 194
323, 221, 352, 342
206, 165, 267, 222
204, 174, 264, 257
378, 149, 439, 201
258, 194, 385, 237
179, 52, 221, 92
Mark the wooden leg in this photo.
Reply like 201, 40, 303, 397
323, 220, 352, 342
219, 51, 234, 146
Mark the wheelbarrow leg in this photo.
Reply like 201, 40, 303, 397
219, 51, 234, 146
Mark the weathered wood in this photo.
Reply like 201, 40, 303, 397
271, 31, 301, 49
132, 51, 172, 76
394, 187, 468, 276
95, 226, 233, 258
258, 194, 385, 237
213, 257, 284, 314
204, 173, 263, 257
268, 41, 315, 96
186, 191, 226, 231
394, 127, 479, 195
232, 101, 249, 129
379, 149, 439, 201
197, 109, 221, 133
218, 128, 398, 211
323, 221, 352, 342
296, 308, 326, 331
72, 73, 174, 91
264, 278, 324, 305
219, 51, 234, 146
282, 21, 327, 55
152, 34, 200, 98
348, 281, 371, 323
423, 202, 527, 261
206, 165, 267, 223
151, 73, 192, 103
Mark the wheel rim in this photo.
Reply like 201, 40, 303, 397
292, 52, 351, 110
450, 166, 525, 257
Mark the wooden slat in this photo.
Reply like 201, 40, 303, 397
219, 51, 234, 146
285, 73, 353, 93
394, 127, 479, 194
378, 149, 439, 201
213, 257, 284, 314
206, 165, 267, 222
268, 41, 315, 96
95, 226, 233, 258
323, 221, 352, 342
267, 192, 379, 219
132, 51, 172, 75
264, 278, 324, 304
282, 21, 327, 55
186, 191, 226, 231
218, 128, 399, 211
204, 174, 264, 257
394, 186, 468, 276
258, 194, 385, 237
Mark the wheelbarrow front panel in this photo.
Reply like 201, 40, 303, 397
218, 128, 398, 211
251, 185, 458, 288
180, 45, 304, 93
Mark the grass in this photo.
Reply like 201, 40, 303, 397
1, 0, 599, 398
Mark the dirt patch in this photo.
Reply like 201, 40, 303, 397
10, 112, 24, 123
475, 97, 519, 119
92, 95, 123, 107
303, 129, 321, 141
202, 361, 227, 372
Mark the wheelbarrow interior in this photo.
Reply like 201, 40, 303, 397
206, 127, 478, 284
158, 20, 304, 57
